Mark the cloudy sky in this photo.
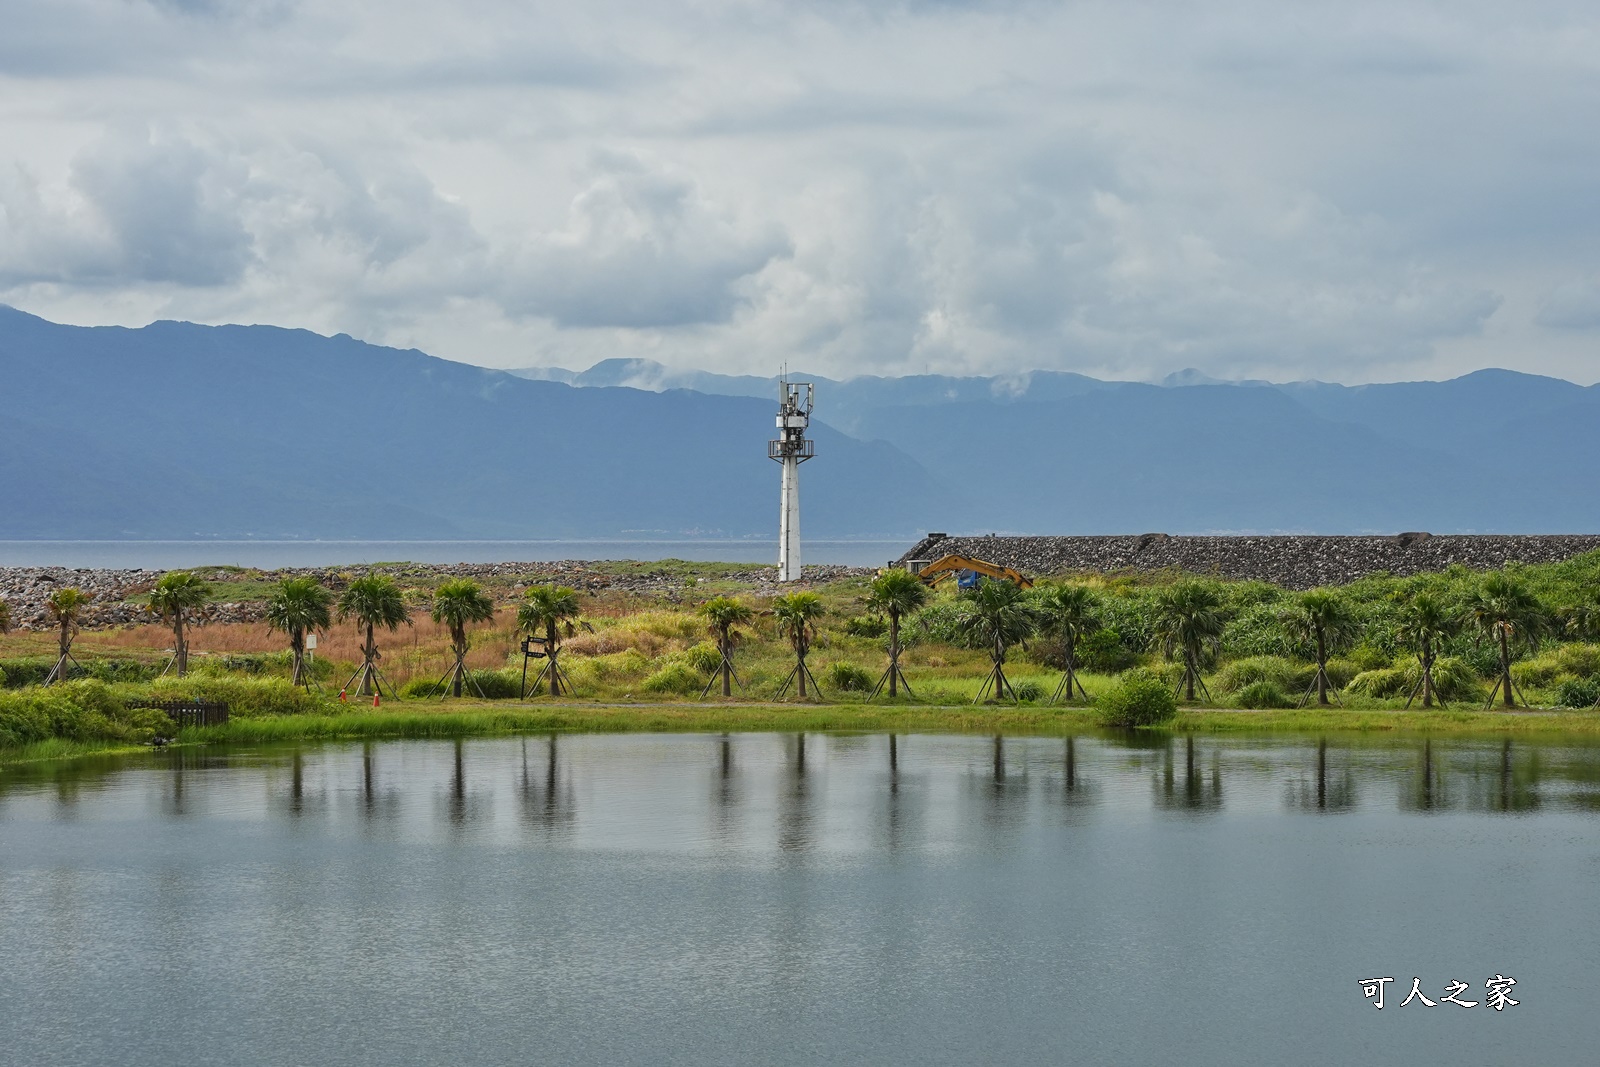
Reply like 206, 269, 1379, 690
2, 0, 1597, 383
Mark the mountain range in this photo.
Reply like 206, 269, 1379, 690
4, 304, 1600, 540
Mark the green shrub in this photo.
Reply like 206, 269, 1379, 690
1322, 658, 1361, 690
1348, 667, 1408, 698
0, 657, 55, 688
1345, 644, 1393, 673
1410, 656, 1483, 703
85, 659, 159, 684
399, 676, 440, 699
843, 615, 888, 639
826, 662, 873, 692
1214, 656, 1297, 694
136, 677, 323, 717
642, 663, 704, 695
1557, 677, 1600, 709
1557, 644, 1600, 679
1096, 668, 1178, 728
1235, 681, 1293, 709
1511, 654, 1564, 690
1075, 628, 1140, 672
1013, 680, 1045, 702
466, 669, 524, 699
674, 642, 723, 675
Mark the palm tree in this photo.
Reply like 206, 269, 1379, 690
1463, 571, 1548, 708
337, 575, 411, 698
699, 595, 753, 698
1280, 589, 1359, 706
954, 578, 1038, 703
1033, 581, 1101, 703
44, 586, 91, 684
773, 591, 826, 699
865, 568, 929, 699
1396, 592, 1458, 708
147, 570, 211, 678
432, 578, 497, 697
518, 585, 581, 696
265, 577, 333, 688
1151, 580, 1227, 703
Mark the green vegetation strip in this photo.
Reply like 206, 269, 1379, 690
176, 703, 1600, 746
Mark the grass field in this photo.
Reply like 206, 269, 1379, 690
11, 554, 1600, 765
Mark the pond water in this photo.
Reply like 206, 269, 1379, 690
2, 732, 1597, 1065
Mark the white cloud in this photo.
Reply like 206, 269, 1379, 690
1, 0, 1597, 382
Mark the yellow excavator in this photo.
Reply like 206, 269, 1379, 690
910, 554, 1033, 591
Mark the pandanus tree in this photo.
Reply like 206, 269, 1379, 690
432, 578, 497, 697
1463, 571, 1548, 708
518, 585, 581, 696
44, 587, 91, 684
1033, 581, 1101, 704
265, 577, 333, 688
954, 578, 1038, 703
865, 568, 928, 699
773, 591, 826, 699
1151, 580, 1227, 703
1396, 592, 1458, 708
148, 570, 211, 678
699, 595, 753, 698
337, 575, 411, 698
1280, 589, 1359, 706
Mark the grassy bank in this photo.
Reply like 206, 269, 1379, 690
7, 699, 1600, 767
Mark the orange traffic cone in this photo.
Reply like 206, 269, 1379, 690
372, 693, 381, 707
338, 689, 347, 702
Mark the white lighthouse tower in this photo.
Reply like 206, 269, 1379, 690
769, 376, 814, 582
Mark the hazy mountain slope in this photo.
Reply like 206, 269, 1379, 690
0, 307, 934, 539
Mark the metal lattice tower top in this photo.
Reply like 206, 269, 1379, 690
771, 377, 813, 582
769, 379, 814, 464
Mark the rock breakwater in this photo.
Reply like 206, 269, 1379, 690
0, 561, 871, 631
899, 533, 1600, 589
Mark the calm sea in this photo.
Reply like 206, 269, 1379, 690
0, 540, 909, 570
2, 732, 1594, 1065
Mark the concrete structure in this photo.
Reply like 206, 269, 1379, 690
769, 378, 814, 581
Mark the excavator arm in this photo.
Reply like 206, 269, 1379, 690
913, 554, 1034, 590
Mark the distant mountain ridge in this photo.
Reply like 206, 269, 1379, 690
6, 305, 1600, 540
0, 306, 932, 539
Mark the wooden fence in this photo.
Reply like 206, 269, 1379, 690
135, 699, 231, 728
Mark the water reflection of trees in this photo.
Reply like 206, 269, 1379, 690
777, 733, 812, 853
1153, 735, 1222, 813
1285, 739, 1356, 812
519, 735, 575, 834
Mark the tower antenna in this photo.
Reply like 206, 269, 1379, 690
770, 373, 814, 582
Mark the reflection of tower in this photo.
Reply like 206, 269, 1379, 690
769, 377, 814, 582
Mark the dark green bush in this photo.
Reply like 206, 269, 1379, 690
1075, 628, 1139, 672
0, 657, 55, 688
1013, 680, 1045, 702
826, 663, 873, 692
1557, 677, 1600, 709
843, 615, 888, 639
1214, 655, 1297, 694
466, 669, 524, 699
1235, 681, 1294, 709
85, 659, 158, 684
1096, 669, 1178, 728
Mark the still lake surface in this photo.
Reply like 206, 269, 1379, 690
0, 540, 907, 570
3, 732, 1597, 1065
